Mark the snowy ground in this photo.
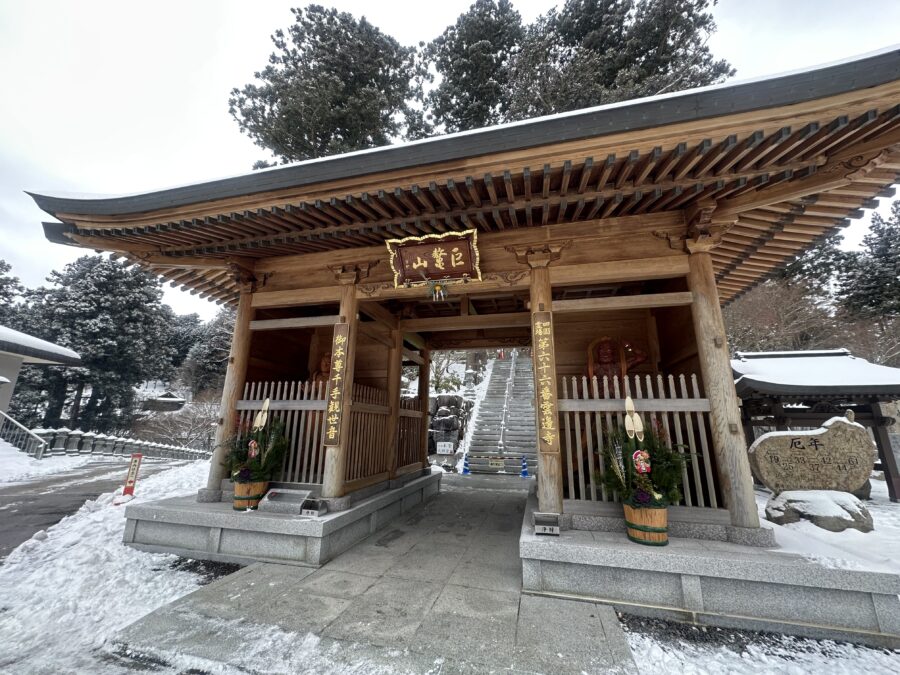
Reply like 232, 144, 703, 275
0, 439, 96, 484
624, 615, 899, 674
757, 475, 900, 573
0, 459, 217, 673
1, 443, 898, 673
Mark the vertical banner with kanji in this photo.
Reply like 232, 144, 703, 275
123, 453, 143, 496
324, 322, 350, 446
532, 311, 560, 454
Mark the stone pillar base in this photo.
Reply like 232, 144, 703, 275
196, 488, 223, 503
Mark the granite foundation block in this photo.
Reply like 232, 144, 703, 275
124, 473, 441, 567
521, 492, 900, 648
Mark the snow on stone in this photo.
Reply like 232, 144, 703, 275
0, 438, 94, 483
757, 477, 900, 573
0, 324, 80, 362
767, 490, 867, 519
0, 460, 210, 673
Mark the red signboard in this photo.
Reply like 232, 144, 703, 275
123, 453, 143, 496
386, 229, 481, 287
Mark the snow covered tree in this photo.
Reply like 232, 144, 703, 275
837, 200, 900, 319
9, 256, 178, 431
505, 0, 733, 120
425, 0, 524, 132
228, 4, 422, 163
181, 308, 235, 396
0, 259, 23, 324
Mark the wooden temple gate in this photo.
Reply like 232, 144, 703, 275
28, 48, 900, 533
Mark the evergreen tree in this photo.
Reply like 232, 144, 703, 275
0, 259, 23, 324
229, 4, 421, 162
837, 201, 900, 318
181, 308, 235, 396
778, 231, 852, 293
505, 0, 733, 120
9, 256, 177, 431
164, 309, 203, 370
425, 0, 524, 132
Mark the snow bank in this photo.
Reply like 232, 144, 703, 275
0, 439, 94, 484
627, 629, 900, 674
0, 460, 211, 673
758, 478, 900, 573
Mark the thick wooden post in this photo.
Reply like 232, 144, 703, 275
322, 280, 359, 498
199, 290, 253, 501
386, 328, 403, 477
530, 264, 564, 514
871, 401, 900, 502
687, 252, 760, 528
418, 349, 431, 466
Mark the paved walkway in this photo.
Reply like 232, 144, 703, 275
112, 475, 637, 674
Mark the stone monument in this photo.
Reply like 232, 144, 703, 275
749, 414, 878, 532
748, 415, 876, 494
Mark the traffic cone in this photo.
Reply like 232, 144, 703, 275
520, 455, 529, 478
462, 454, 471, 476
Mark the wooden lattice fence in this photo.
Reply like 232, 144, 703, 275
558, 373, 721, 508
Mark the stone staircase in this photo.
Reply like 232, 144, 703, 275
467, 352, 538, 475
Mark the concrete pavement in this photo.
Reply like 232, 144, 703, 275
111, 474, 637, 673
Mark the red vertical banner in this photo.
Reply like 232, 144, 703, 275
123, 453, 143, 496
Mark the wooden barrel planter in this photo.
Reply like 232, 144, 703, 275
623, 504, 668, 546
233, 481, 269, 510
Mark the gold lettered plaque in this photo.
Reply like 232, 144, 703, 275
324, 322, 350, 447
532, 311, 559, 453
386, 229, 481, 287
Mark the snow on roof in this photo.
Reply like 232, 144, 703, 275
0, 325, 81, 366
732, 349, 900, 398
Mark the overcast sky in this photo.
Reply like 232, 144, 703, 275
1, 0, 898, 320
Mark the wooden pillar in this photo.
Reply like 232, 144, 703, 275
418, 348, 431, 466
322, 280, 359, 498
871, 401, 900, 502
200, 290, 254, 499
530, 264, 564, 514
687, 251, 760, 528
386, 328, 403, 477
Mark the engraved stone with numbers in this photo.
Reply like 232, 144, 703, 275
748, 416, 876, 494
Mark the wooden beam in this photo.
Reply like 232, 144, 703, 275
358, 320, 393, 348
358, 301, 399, 329
549, 291, 693, 314
403, 331, 426, 350
252, 287, 342, 309
399, 312, 530, 333
249, 315, 340, 331
550, 255, 689, 286
402, 348, 425, 365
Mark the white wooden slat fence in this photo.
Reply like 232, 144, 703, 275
558, 373, 721, 508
